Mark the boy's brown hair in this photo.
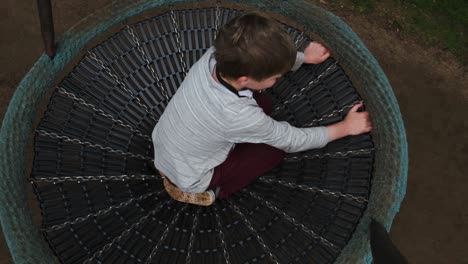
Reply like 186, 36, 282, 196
214, 12, 296, 81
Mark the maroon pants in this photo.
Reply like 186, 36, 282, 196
209, 92, 287, 199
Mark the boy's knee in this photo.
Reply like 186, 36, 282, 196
254, 92, 273, 115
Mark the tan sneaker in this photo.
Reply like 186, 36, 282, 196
163, 177, 215, 206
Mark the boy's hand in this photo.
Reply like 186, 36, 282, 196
304, 41, 331, 64
327, 103, 372, 141
343, 103, 373, 135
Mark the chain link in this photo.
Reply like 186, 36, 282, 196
284, 148, 374, 162
301, 101, 364, 127
36, 129, 153, 161
228, 201, 279, 264
214, 1, 222, 40
244, 190, 339, 251
294, 31, 306, 48
83, 199, 171, 264
145, 204, 188, 264
272, 62, 338, 115
170, 10, 188, 76
258, 178, 369, 203
213, 205, 231, 264
88, 51, 158, 122
31, 174, 161, 184
126, 25, 170, 102
186, 207, 201, 264
56, 87, 152, 141
45, 190, 162, 232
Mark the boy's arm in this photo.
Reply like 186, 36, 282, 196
226, 104, 328, 152
226, 102, 372, 153
291, 41, 331, 71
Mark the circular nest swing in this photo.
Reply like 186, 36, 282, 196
0, 1, 408, 264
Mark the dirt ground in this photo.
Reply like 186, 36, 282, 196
1, 0, 467, 263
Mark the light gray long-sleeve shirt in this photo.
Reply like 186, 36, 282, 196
152, 47, 329, 192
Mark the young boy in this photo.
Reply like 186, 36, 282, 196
152, 12, 372, 206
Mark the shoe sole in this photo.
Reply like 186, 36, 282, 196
163, 177, 215, 206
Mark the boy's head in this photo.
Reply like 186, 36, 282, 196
214, 12, 296, 86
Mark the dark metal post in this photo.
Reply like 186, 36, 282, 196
37, 0, 56, 58
370, 218, 408, 264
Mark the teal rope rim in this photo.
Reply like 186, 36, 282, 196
0, 1, 407, 263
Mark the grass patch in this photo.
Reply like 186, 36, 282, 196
352, 0, 375, 13
330, 0, 467, 64
405, 0, 467, 63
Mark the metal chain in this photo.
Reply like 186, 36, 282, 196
83, 199, 171, 264
284, 148, 375, 162
31, 174, 161, 184
56, 87, 152, 141
214, 1, 222, 40
169, 10, 188, 76
228, 201, 279, 264
272, 62, 338, 115
56, 183, 92, 255
301, 101, 364, 127
126, 25, 170, 102
258, 178, 369, 203
88, 51, 158, 122
213, 205, 231, 264
145, 204, 188, 264
294, 31, 306, 48
36, 129, 153, 161
45, 190, 161, 232
186, 207, 201, 264
244, 190, 339, 251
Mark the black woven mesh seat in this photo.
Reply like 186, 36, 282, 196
29, 7, 374, 263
